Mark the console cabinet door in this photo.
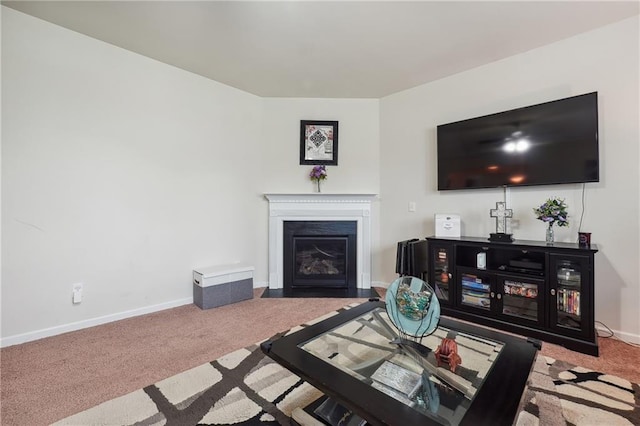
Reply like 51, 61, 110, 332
495, 274, 545, 327
457, 268, 495, 313
429, 242, 454, 306
548, 254, 594, 340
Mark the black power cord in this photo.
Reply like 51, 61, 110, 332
578, 182, 586, 236
596, 320, 640, 348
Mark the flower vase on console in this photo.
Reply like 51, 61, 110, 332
533, 197, 569, 244
546, 223, 554, 244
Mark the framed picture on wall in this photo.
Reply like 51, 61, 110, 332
300, 120, 339, 165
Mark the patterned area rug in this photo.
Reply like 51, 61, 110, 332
516, 355, 639, 425
54, 306, 639, 426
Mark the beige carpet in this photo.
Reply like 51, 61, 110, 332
1, 288, 638, 425
51, 305, 639, 425
0, 290, 368, 425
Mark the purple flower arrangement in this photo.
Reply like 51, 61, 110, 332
533, 197, 569, 227
309, 165, 327, 181
309, 165, 327, 192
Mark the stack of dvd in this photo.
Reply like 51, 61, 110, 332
461, 274, 490, 309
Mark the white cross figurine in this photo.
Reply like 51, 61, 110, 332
490, 202, 513, 234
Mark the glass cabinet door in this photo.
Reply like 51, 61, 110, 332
549, 255, 593, 339
498, 276, 544, 325
431, 244, 452, 304
459, 271, 492, 311
554, 261, 583, 329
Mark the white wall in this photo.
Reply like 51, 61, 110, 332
1, 8, 265, 343
1, 8, 382, 345
257, 98, 381, 281
0, 6, 4, 342
260, 98, 380, 195
3, 7, 637, 346
380, 16, 640, 342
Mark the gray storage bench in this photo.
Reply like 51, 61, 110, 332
193, 264, 254, 309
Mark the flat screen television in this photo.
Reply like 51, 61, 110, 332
437, 92, 599, 190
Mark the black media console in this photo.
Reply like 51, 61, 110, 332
426, 236, 599, 356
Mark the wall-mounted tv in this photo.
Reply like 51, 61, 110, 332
437, 92, 599, 191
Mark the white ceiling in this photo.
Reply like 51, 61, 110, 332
3, 1, 639, 98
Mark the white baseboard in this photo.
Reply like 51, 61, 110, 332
596, 324, 640, 345
1, 297, 193, 348
4, 288, 637, 350
2, 282, 270, 348
372, 280, 389, 289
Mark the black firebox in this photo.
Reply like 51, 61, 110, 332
283, 220, 357, 292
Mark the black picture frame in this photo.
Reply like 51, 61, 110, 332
300, 120, 338, 165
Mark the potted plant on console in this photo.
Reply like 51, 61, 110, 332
533, 197, 569, 244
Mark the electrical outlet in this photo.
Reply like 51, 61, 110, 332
408, 202, 416, 212
72, 283, 83, 304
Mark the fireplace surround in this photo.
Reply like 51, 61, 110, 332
264, 194, 376, 293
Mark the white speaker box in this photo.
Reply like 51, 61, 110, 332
435, 214, 461, 237
477, 252, 487, 269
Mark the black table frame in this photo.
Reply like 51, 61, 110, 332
261, 301, 539, 426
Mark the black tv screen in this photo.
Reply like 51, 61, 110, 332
437, 92, 599, 190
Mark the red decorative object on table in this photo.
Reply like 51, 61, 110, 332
435, 338, 462, 373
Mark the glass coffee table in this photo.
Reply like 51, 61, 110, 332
261, 301, 538, 426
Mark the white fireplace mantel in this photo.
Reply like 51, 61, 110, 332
265, 193, 377, 290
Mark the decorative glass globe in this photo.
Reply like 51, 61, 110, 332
385, 276, 441, 338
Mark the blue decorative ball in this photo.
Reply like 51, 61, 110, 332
385, 276, 441, 338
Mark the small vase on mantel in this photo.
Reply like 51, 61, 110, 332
546, 224, 554, 244
309, 165, 327, 193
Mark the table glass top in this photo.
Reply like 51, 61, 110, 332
299, 307, 504, 425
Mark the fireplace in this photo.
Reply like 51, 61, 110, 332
283, 221, 357, 291
264, 193, 376, 294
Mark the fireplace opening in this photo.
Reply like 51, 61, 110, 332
284, 220, 357, 292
